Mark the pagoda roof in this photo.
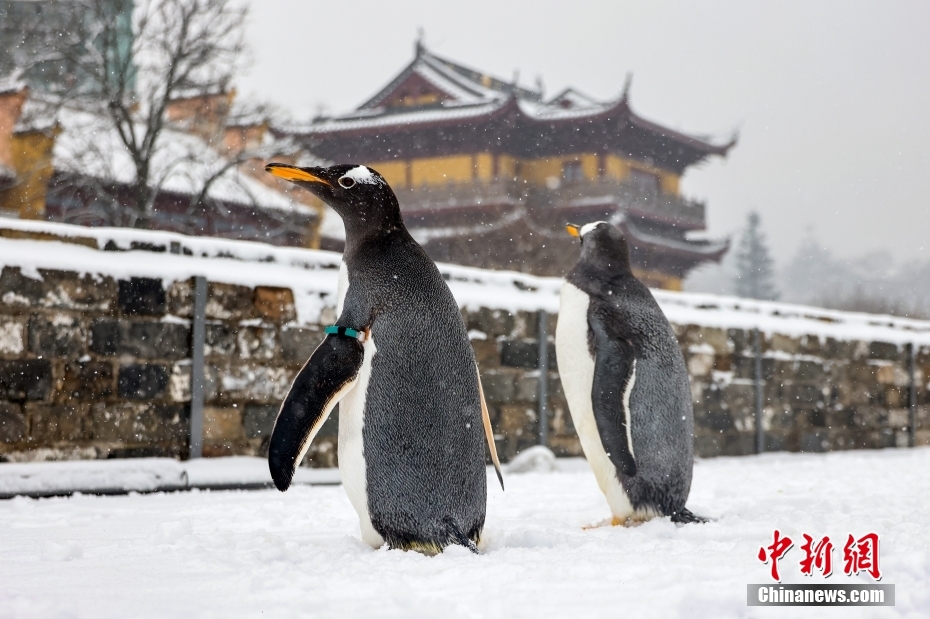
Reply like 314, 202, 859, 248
284, 46, 736, 166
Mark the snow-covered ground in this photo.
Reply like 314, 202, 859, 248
1, 448, 928, 618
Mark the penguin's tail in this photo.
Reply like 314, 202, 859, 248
670, 507, 707, 525
443, 517, 479, 554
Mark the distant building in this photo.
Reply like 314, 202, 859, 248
0, 0, 134, 95
0, 81, 323, 247
284, 43, 735, 289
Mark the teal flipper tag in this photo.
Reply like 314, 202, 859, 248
325, 325, 367, 342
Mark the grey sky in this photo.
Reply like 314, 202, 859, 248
238, 0, 930, 264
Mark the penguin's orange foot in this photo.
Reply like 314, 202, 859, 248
583, 516, 628, 530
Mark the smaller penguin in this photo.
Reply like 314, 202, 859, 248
555, 221, 703, 524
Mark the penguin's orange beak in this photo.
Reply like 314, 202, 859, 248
265, 163, 332, 187
566, 224, 581, 237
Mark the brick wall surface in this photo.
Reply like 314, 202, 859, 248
0, 265, 927, 466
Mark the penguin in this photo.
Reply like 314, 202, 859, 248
555, 221, 703, 525
264, 162, 503, 554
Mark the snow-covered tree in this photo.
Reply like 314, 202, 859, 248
733, 211, 779, 300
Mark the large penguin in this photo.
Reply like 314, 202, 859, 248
555, 221, 702, 524
264, 163, 503, 553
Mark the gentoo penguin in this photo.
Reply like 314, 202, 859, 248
264, 162, 503, 553
555, 221, 702, 524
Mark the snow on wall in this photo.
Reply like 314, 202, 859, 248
2, 218, 930, 345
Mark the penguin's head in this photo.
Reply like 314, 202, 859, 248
566, 221, 632, 274
265, 163, 402, 233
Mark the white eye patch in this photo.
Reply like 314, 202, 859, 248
341, 166, 382, 186
580, 221, 607, 237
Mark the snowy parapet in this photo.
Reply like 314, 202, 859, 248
1, 219, 930, 345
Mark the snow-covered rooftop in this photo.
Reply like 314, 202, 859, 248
47, 104, 312, 215
1, 218, 929, 346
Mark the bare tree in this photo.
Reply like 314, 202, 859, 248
56, 0, 248, 227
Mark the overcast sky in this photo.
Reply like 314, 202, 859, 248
238, 0, 930, 265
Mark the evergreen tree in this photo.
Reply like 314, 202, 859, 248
734, 211, 779, 300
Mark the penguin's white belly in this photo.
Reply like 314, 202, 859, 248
335, 260, 383, 548
338, 334, 383, 548
556, 282, 634, 519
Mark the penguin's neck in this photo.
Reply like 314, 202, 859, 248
342, 223, 412, 263
571, 261, 639, 299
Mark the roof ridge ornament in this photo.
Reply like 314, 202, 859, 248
621, 72, 633, 103
415, 28, 425, 57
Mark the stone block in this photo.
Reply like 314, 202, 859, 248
800, 430, 830, 453
823, 338, 856, 360
254, 287, 296, 323
770, 334, 799, 354
281, 327, 323, 364
796, 360, 825, 381
91, 319, 189, 360
0, 266, 44, 308
203, 407, 244, 441
687, 327, 731, 355
807, 409, 826, 427
498, 404, 534, 435
480, 371, 515, 404
28, 314, 86, 357
471, 340, 500, 367
0, 320, 25, 355
687, 350, 714, 377
238, 326, 276, 360
696, 409, 734, 432
90, 403, 146, 443
876, 364, 909, 387
118, 364, 169, 400
119, 321, 190, 360
216, 364, 293, 402
761, 433, 788, 452
465, 308, 514, 338
719, 432, 756, 456
37, 270, 116, 312
167, 280, 193, 317
792, 384, 824, 407
0, 359, 53, 401
869, 341, 900, 360
303, 436, 338, 468
206, 283, 254, 321
151, 404, 190, 443
60, 361, 114, 400
500, 339, 538, 369
26, 403, 92, 442
514, 374, 539, 403
118, 278, 166, 316
205, 323, 237, 357
0, 402, 26, 443
694, 434, 722, 458
243, 404, 278, 439
92, 402, 188, 444
168, 363, 191, 402
90, 318, 120, 355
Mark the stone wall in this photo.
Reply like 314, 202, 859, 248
0, 261, 928, 466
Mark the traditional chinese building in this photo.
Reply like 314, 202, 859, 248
286, 43, 735, 289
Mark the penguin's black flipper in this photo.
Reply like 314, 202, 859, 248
268, 335, 365, 491
590, 318, 638, 478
